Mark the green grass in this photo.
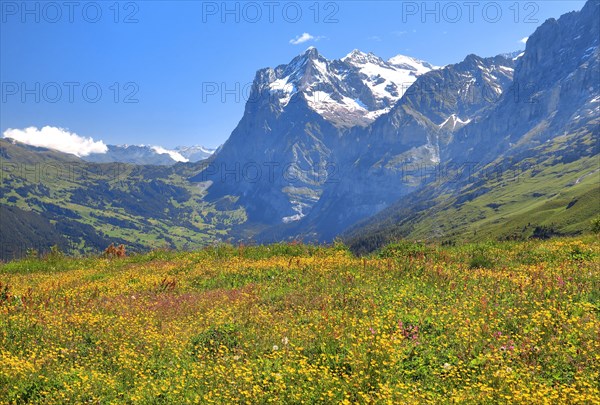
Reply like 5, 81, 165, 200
345, 128, 600, 255
0, 237, 598, 403
0, 139, 247, 258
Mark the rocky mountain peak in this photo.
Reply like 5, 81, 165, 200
517, 0, 599, 87
302, 46, 320, 59
343, 49, 386, 66
250, 48, 437, 127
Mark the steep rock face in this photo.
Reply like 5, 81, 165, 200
195, 47, 435, 225
196, 64, 339, 224
342, 0, 600, 250
273, 54, 516, 241
446, 0, 599, 165
357, 53, 516, 169
196, 1, 598, 243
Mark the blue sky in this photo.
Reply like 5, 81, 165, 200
0, 1, 586, 149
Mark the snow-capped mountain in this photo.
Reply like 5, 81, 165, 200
174, 145, 217, 162
83, 144, 215, 165
265, 53, 517, 241
199, 0, 598, 243
446, 0, 599, 164
260, 47, 436, 127
2, 1, 597, 257
197, 47, 513, 229
346, 0, 600, 247
341, 50, 437, 120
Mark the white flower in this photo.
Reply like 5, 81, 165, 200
442, 363, 452, 371
282, 337, 289, 345
273, 345, 279, 351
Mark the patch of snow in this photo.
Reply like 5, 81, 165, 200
270, 76, 291, 91
513, 52, 525, 61
456, 116, 472, 125
425, 143, 440, 164
344, 52, 434, 113
439, 114, 471, 130
269, 76, 296, 107
387, 54, 439, 71
354, 98, 368, 109
282, 199, 309, 223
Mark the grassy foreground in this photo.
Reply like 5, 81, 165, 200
0, 238, 599, 404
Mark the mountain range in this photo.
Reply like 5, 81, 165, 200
0, 0, 598, 260
201, 0, 598, 245
81, 144, 216, 165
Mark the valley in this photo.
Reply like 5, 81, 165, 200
2, 2, 598, 260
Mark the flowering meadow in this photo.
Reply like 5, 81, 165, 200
0, 238, 599, 404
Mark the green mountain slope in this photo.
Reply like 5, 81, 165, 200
343, 1, 600, 255
344, 124, 600, 254
0, 139, 245, 260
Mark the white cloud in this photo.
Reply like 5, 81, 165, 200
2, 126, 108, 157
289, 32, 323, 45
151, 146, 189, 163
520, 36, 529, 44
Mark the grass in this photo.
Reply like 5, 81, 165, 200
344, 130, 600, 254
0, 139, 248, 259
0, 238, 599, 404
377, 154, 600, 246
